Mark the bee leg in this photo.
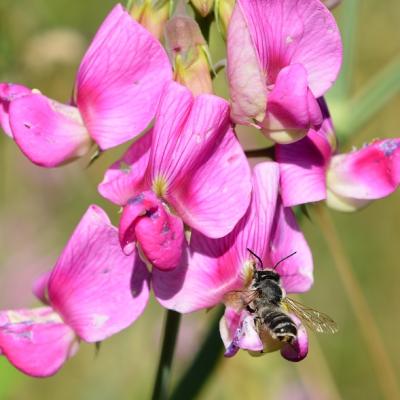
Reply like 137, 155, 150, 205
253, 316, 261, 327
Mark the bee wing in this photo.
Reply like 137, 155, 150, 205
223, 290, 259, 311
283, 297, 339, 334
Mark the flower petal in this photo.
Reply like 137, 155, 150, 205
276, 107, 334, 207
32, 271, 51, 305
262, 64, 322, 143
236, 0, 342, 96
48, 205, 150, 342
135, 203, 185, 271
98, 131, 152, 206
119, 191, 159, 255
233, 162, 280, 263
326, 190, 371, 212
153, 229, 240, 312
153, 162, 280, 312
219, 307, 242, 357
268, 198, 314, 293
280, 315, 308, 362
227, 0, 267, 125
0, 83, 31, 138
77, 4, 172, 149
221, 309, 264, 356
149, 82, 230, 187
327, 139, 400, 207
170, 125, 251, 238
9, 94, 92, 167
235, 314, 263, 352
0, 307, 78, 377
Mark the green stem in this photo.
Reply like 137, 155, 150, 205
151, 310, 182, 400
170, 308, 224, 400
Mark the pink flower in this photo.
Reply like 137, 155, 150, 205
327, 139, 400, 211
151, 162, 312, 361
276, 99, 400, 211
99, 81, 252, 271
0, 206, 150, 377
227, 0, 342, 143
0, 4, 172, 167
0, 83, 31, 138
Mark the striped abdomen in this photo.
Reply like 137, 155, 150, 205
259, 308, 297, 344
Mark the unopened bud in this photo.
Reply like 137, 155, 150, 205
165, 15, 213, 95
190, 0, 214, 17
129, 0, 170, 40
129, 0, 146, 20
215, 0, 235, 39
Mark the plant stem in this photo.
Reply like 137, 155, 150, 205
151, 310, 182, 400
313, 203, 400, 400
170, 307, 224, 400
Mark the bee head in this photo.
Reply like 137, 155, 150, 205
253, 269, 281, 284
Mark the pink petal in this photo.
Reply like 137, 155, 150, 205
147, 81, 251, 238
262, 64, 323, 143
268, 198, 313, 293
325, 191, 371, 212
9, 94, 92, 167
219, 307, 242, 355
220, 309, 267, 357
0, 307, 78, 377
119, 191, 159, 256
48, 205, 150, 342
280, 315, 308, 362
230, 162, 281, 265
236, 0, 342, 96
170, 125, 251, 238
327, 139, 400, 206
276, 107, 334, 207
153, 230, 241, 312
227, 1, 267, 125
134, 203, 185, 271
98, 131, 152, 206
149, 82, 230, 188
77, 4, 172, 149
119, 190, 185, 269
153, 162, 280, 312
32, 271, 51, 305
0, 83, 31, 138
234, 314, 263, 352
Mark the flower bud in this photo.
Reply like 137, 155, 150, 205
128, 0, 170, 40
190, 0, 214, 16
215, 0, 235, 39
165, 15, 213, 95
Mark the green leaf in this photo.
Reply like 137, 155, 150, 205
337, 55, 400, 137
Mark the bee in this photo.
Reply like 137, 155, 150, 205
224, 249, 338, 345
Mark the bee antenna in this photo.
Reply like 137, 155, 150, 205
247, 248, 263, 269
273, 251, 297, 270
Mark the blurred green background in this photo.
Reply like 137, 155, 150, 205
1, 0, 400, 399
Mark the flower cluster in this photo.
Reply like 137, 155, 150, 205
0, 0, 399, 378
